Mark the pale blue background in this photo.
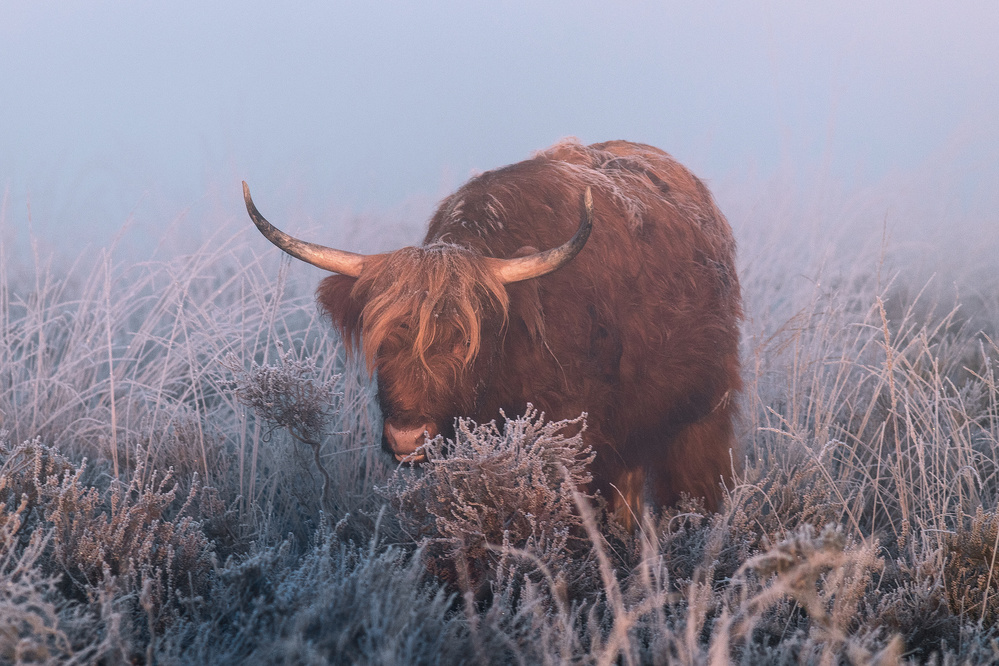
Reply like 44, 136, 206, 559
2, 1, 997, 252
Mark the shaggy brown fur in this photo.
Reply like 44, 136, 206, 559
318, 139, 742, 520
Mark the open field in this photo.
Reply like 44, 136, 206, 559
1, 174, 998, 664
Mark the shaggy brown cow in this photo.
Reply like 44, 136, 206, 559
243, 139, 741, 521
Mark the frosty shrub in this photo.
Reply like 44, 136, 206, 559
713, 524, 895, 665
223, 350, 341, 510
157, 524, 468, 665
0, 438, 214, 631
942, 506, 999, 626
0, 508, 72, 664
382, 406, 598, 599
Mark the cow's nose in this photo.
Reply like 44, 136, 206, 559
384, 422, 437, 463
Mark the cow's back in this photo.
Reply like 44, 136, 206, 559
425, 138, 741, 483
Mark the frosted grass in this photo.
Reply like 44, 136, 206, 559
0, 170, 997, 663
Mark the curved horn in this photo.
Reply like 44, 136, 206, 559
242, 181, 367, 277
485, 186, 594, 285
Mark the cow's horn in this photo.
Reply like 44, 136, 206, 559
485, 187, 593, 284
242, 181, 367, 277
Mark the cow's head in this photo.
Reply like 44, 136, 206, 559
242, 182, 592, 462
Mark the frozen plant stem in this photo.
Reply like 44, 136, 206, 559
104, 250, 119, 478
294, 430, 332, 509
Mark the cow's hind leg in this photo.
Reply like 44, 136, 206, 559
587, 445, 647, 530
608, 467, 646, 530
651, 404, 738, 512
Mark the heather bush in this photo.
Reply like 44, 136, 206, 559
382, 407, 598, 598
222, 350, 341, 512
0, 438, 214, 617
156, 525, 469, 665
0, 510, 73, 664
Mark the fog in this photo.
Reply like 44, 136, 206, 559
1, 1, 997, 254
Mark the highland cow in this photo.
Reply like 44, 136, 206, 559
243, 139, 742, 521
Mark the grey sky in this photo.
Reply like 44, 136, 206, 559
2, 1, 997, 251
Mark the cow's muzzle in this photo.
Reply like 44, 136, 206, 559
384, 422, 438, 463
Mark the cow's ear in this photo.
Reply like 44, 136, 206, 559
505, 246, 545, 341
317, 274, 365, 353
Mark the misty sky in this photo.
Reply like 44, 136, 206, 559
2, 1, 997, 251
